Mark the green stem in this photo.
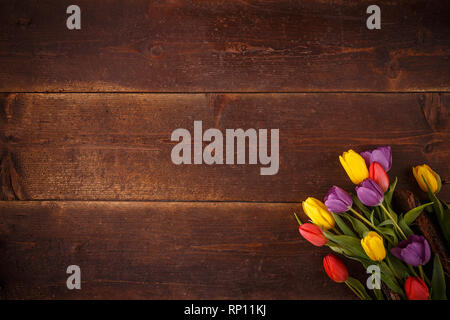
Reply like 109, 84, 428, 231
374, 288, 385, 300
293, 212, 302, 226
380, 204, 407, 239
417, 266, 431, 286
382, 261, 405, 293
386, 256, 399, 280
349, 208, 394, 245
381, 261, 396, 279
408, 265, 419, 277
345, 281, 363, 300
332, 227, 343, 235
375, 206, 383, 222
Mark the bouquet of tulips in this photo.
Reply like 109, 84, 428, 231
295, 146, 448, 300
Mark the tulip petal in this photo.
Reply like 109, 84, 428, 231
340, 150, 369, 184
390, 235, 431, 266
360, 151, 372, 168
371, 146, 392, 172
325, 199, 348, 213
401, 244, 423, 266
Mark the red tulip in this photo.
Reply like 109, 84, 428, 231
323, 254, 348, 283
369, 161, 390, 192
298, 223, 327, 247
405, 276, 429, 300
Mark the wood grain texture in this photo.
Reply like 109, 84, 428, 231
1, 0, 449, 92
0, 201, 362, 299
0, 93, 448, 201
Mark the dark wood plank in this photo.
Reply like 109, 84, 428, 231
1, 93, 448, 201
0, 0, 449, 92
0, 201, 362, 299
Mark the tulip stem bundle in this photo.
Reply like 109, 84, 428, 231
348, 207, 393, 244
344, 281, 364, 300
379, 204, 407, 239
418, 266, 430, 285
385, 256, 399, 280
297, 146, 448, 300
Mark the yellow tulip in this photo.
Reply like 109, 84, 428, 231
302, 197, 335, 230
361, 232, 386, 261
339, 150, 369, 184
412, 164, 441, 194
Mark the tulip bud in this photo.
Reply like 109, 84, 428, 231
360, 146, 392, 172
405, 276, 429, 300
391, 235, 431, 266
412, 164, 441, 194
339, 150, 369, 184
361, 231, 386, 261
323, 254, 349, 283
356, 178, 384, 207
302, 197, 335, 230
299, 223, 327, 247
369, 162, 390, 193
324, 186, 353, 214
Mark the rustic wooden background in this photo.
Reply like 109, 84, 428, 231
0, 0, 449, 299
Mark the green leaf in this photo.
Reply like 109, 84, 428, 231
369, 210, 379, 226
352, 194, 372, 219
323, 231, 368, 260
377, 227, 398, 245
425, 205, 434, 213
387, 254, 411, 279
436, 209, 450, 247
346, 277, 372, 300
379, 263, 405, 298
327, 244, 346, 255
384, 177, 398, 206
381, 272, 404, 297
402, 203, 433, 225
441, 200, 450, 211
378, 219, 394, 227
387, 206, 398, 223
373, 288, 385, 300
332, 213, 356, 237
435, 199, 450, 246
398, 219, 414, 237
431, 255, 447, 300
344, 214, 369, 238
370, 210, 375, 225
423, 175, 444, 221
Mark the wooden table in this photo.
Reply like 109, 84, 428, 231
0, 0, 448, 299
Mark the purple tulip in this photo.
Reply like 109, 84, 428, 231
391, 235, 431, 266
360, 146, 392, 172
324, 186, 353, 213
356, 178, 384, 207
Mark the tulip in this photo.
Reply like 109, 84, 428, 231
339, 150, 369, 184
412, 164, 441, 194
361, 231, 386, 261
302, 197, 335, 230
323, 254, 349, 283
360, 146, 392, 172
404, 277, 429, 300
369, 162, 390, 193
324, 186, 353, 214
356, 178, 384, 207
298, 223, 327, 247
390, 235, 431, 266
